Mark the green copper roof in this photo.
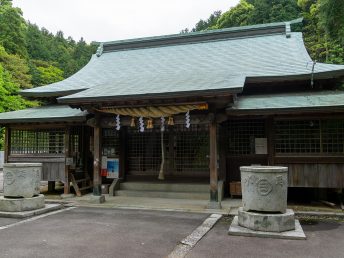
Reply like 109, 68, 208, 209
0, 105, 88, 124
228, 91, 344, 114
19, 19, 344, 102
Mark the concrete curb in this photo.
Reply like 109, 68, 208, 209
295, 211, 344, 218
167, 214, 222, 258
63, 202, 231, 215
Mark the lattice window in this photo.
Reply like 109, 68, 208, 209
10, 129, 65, 155
102, 128, 120, 157
224, 119, 266, 155
322, 120, 344, 153
127, 128, 163, 174
274, 119, 344, 154
70, 127, 83, 154
174, 124, 209, 173
127, 124, 209, 174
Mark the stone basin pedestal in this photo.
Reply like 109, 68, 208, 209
228, 166, 306, 240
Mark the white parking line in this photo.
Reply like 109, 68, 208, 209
0, 207, 76, 231
167, 213, 222, 258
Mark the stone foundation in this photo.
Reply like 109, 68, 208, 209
238, 207, 295, 232
0, 194, 45, 212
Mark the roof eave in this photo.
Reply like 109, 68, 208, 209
227, 106, 344, 115
246, 70, 344, 83
0, 116, 87, 125
57, 87, 243, 105
19, 89, 87, 98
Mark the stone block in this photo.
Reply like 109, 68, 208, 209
89, 195, 105, 204
60, 193, 75, 199
228, 216, 306, 240
238, 207, 295, 232
0, 194, 45, 212
207, 201, 221, 209
3, 163, 42, 198
240, 166, 288, 213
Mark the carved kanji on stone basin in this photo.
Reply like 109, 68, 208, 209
3, 163, 42, 198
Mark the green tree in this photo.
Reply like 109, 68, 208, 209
187, 11, 222, 32
29, 59, 63, 86
318, 0, 344, 43
0, 0, 28, 57
0, 63, 36, 112
216, 0, 254, 29
26, 23, 52, 61
247, 0, 301, 24
36, 64, 64, 85
0, 46, 31, 88
26, 23, 95, 80
298, 0, 344, 63
73, 38, 94, 69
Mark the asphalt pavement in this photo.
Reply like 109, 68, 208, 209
0, 207, 207, 258
187, 217, 344, 258
0, 207, 343, 258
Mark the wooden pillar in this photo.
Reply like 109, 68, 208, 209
209, 118, 221, 208
93, 122, 102, 196
64, 127, 70, 195
119, 127, 127, 179
218, 123, 227, 181
4, 127, 10, 163
266, 116, 275, 166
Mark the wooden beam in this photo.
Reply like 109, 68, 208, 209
93, 117, 102, 195
63, 127, 70, 195
266, 117, 275, 165
70, 173, 81, 197
119, 127, 127, 179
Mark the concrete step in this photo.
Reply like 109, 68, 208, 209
114, 190, 209, 200
120, 182, 209, 193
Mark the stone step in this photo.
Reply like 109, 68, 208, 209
120, 182, 209, 193
114, 190, 209, 200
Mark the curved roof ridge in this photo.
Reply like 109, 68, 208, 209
99, 20, 295, 53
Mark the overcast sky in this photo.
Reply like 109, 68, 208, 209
12, 0, 239, 43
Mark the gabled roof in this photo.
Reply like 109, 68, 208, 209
228, 91, 344, 114
19, 19, 344, 103
0, 105, 88, 124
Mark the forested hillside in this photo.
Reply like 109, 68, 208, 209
0, 0, 96, 112
183, 0, 344, 65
